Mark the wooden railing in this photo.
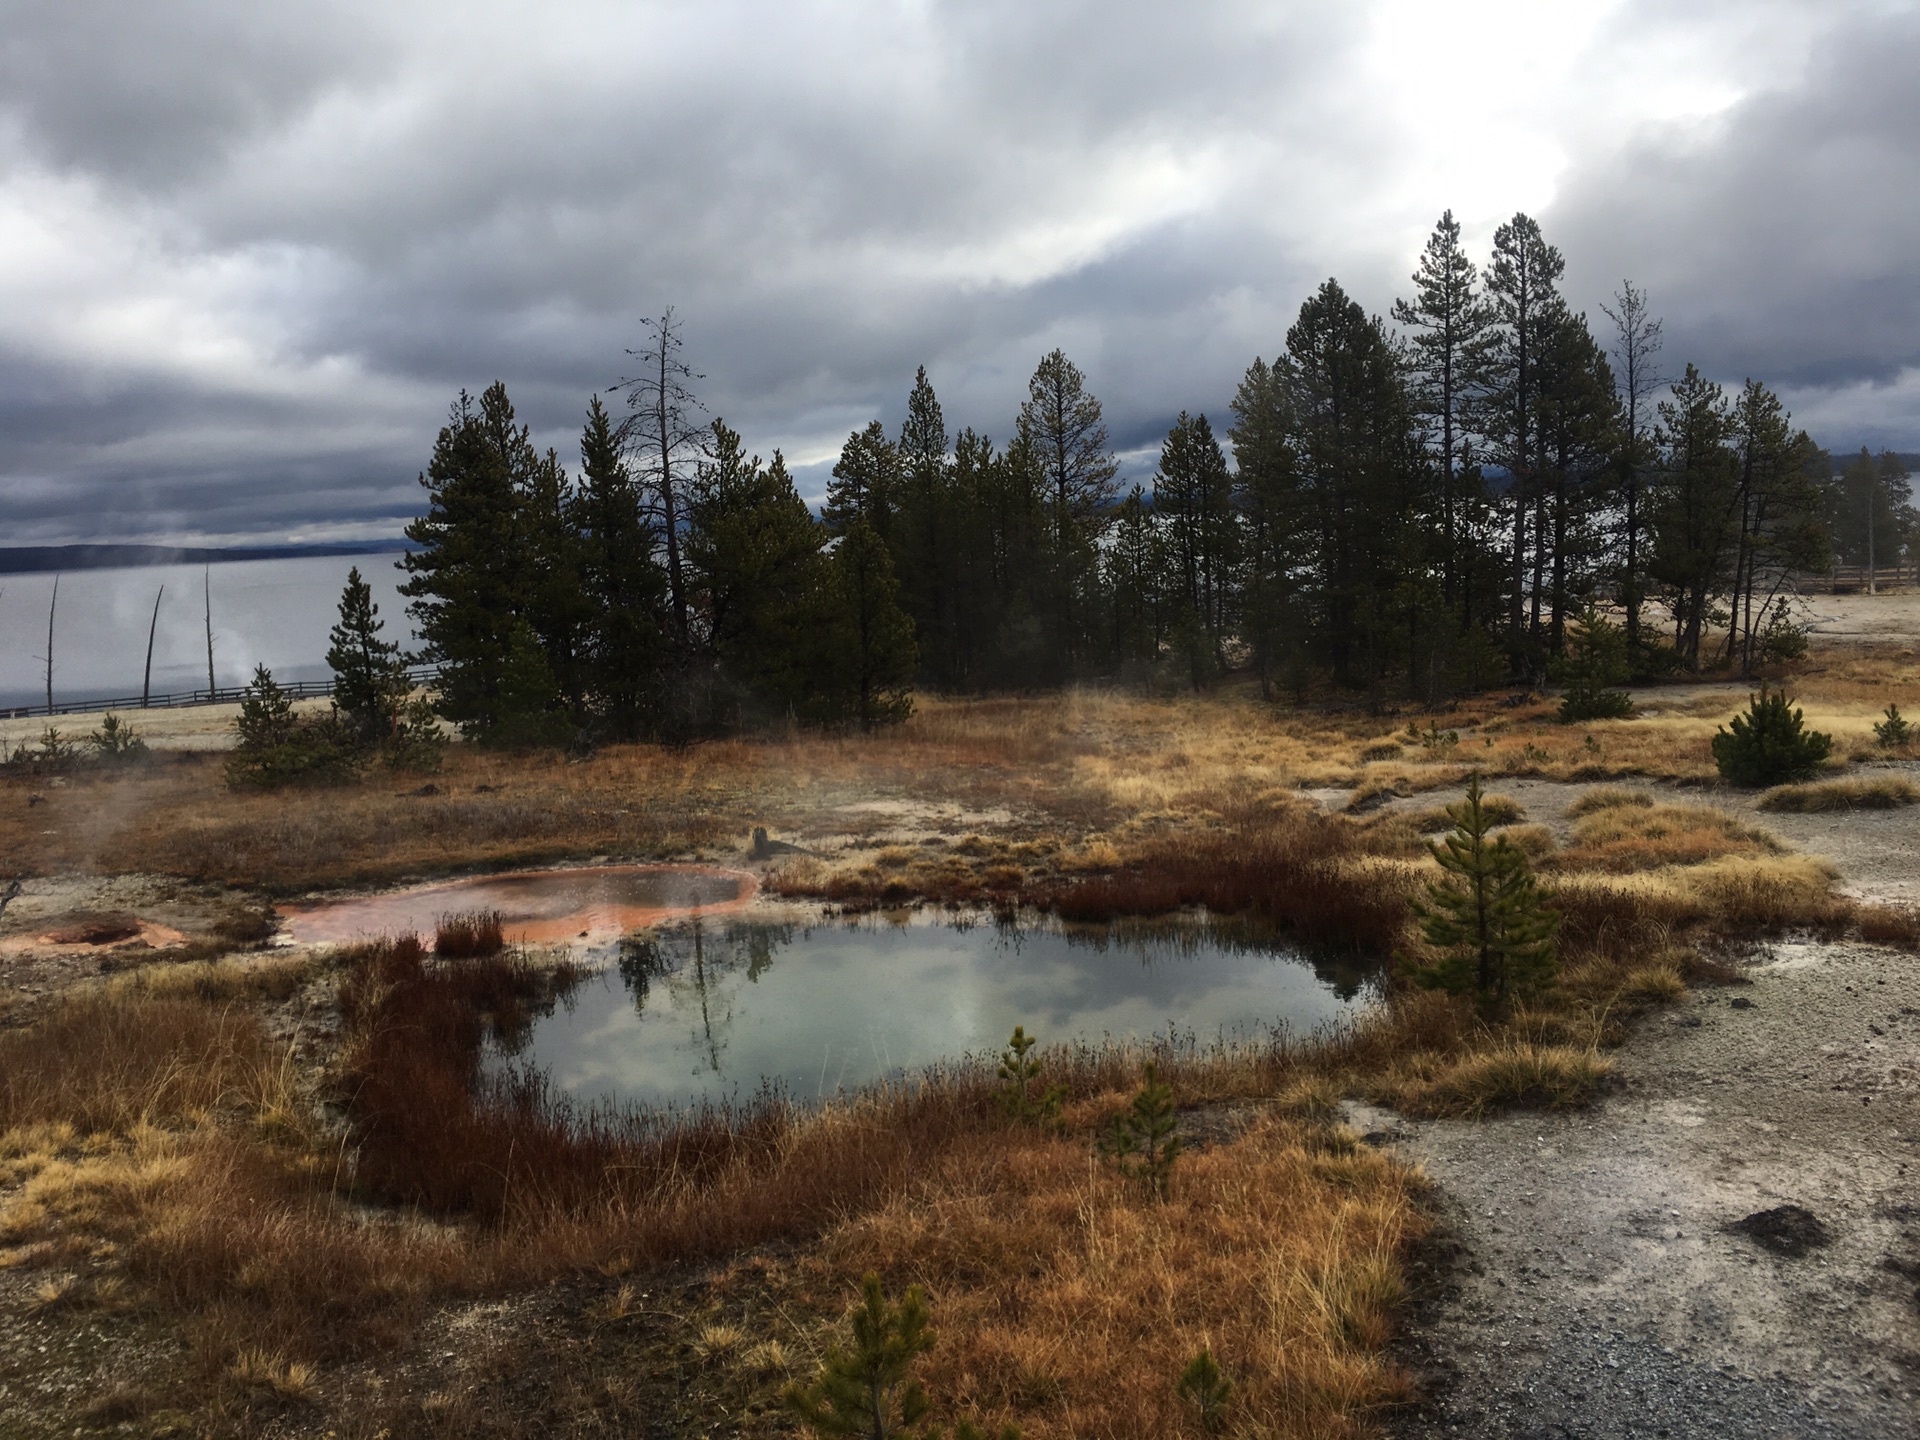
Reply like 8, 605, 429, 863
0, 666, 440, 723
1823, 564, 1917, 593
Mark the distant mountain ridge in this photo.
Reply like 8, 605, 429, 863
0, 540, 410, 575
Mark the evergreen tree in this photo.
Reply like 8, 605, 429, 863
1599, 281, 1665, 656
827, 518, 917, 730
1393, 210, 1494, 623
689, 421, 832, 725
784, 1274, 936, 1439
1481, 214, 1567, 653
1228, 356, 1306, 699
1018, 349, 1119, 668
574, 395, 668, 739
1721, 385, 1829, 673
520, 444, 591, 721
326, 565, 409, 745
1551, 606, 1633, 722
1405, 774, 1559, 1007
1532, 306, 1620, 654
1153, 411, 1236, 650
1277, 278, 1427, 690
823, 421, 903, 540
1711, 685, 1833, 785
1103, 484, 1164, 669
400, 384, 566, 744
1647, 364, 1738, 669
1098, 1060, 1182, 1200
894, 367, 959, 685
1827, 448, 1916, 575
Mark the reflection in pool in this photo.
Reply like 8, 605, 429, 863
281, 865, 756, 947
499, 915, 1381, 1111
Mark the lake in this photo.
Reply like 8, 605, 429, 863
0, 552, 414, 711
498, 913, 1380, 1111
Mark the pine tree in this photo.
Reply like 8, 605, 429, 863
827, 518, 916, 730
326, 565, 409, 745
1103, 485, 1163, 669
1099, 1061, 1182, 1199
1647, 364, 1738, 669
1711, 685, 1833, 786
400, 384, 565, 743
1551, 606, 1633, 721
783, 1273, 935, 1439
895, 366, 956, 683
1392, 211, 1494, 623
1175, 1349, 1233, 1434
574, 394, 668, 739
995, 1025, 1063, 1125
1018, 350, 1118, 670
612, 309, 709, 657
1406, 774, 1559, 1007
823, 421, 903, 541
1482, 214, 1567, 652
1599, 281, 1665, 656
690, 422, 832, 725
1153, 411, 1236, 649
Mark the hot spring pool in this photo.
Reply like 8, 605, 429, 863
495, 913, 1382, 1110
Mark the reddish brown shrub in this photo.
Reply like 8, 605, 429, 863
1031, 815, 1410, 952
433, 908, 505, 957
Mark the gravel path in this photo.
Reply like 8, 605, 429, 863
1369, 936, 1920, 1439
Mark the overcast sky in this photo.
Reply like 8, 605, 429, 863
1, 0, 1915, 546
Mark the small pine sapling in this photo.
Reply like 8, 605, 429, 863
784, 1273, 934, 1439
1175, 1348, 1233, 1434
1710, 684, 1833, 786
996, 1026, 1063, 1126
1099, 1060, 1182, 1199
1874, 703, 1912, 748
86, 713, 149, 765
1403, 774, 1559, 1009
1551, 607, 1634, 722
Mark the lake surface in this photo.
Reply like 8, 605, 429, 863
0, 553, 413, 710
501, 914, 1380, 1111
282, 865, 758, 947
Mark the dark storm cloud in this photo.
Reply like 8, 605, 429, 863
0, 1, 1913, 543
1545, 4, 1920, 446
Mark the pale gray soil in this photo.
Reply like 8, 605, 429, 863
1370, 937, 1920, 1440
1364, 761, 1920, 1438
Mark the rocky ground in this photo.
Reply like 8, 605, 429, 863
1364, 763, 1920, 1439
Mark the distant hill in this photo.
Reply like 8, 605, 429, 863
0, 540, 410, 575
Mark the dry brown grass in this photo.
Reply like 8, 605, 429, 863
1549, 803, 1783, 874
1757, 774, 1920, 812
794, 1112, 1423, 1436
0, 992, 269, 1133
7, 647, 1916, 1431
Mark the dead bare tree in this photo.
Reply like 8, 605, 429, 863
143, 584, 165, 708
609, 309, 709, 656
44, 574, 57, 714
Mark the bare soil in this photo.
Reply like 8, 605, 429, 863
1362, 765, 1920, 1438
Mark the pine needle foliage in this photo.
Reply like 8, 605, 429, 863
784, 1273, 935, 1439
1175, 1348, 1233, 1434
1710, 684, 1833, 786
1874, 703, 1912, 748
1099, 1061, 1182, 1200
1404, 774, 1559, 1008
995, 1025, 1063, 1126
1552, 607, 1633, 722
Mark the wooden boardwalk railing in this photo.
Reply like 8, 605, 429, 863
0, 666, 440, 723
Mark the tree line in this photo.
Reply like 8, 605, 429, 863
397, 214, 1917, 744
